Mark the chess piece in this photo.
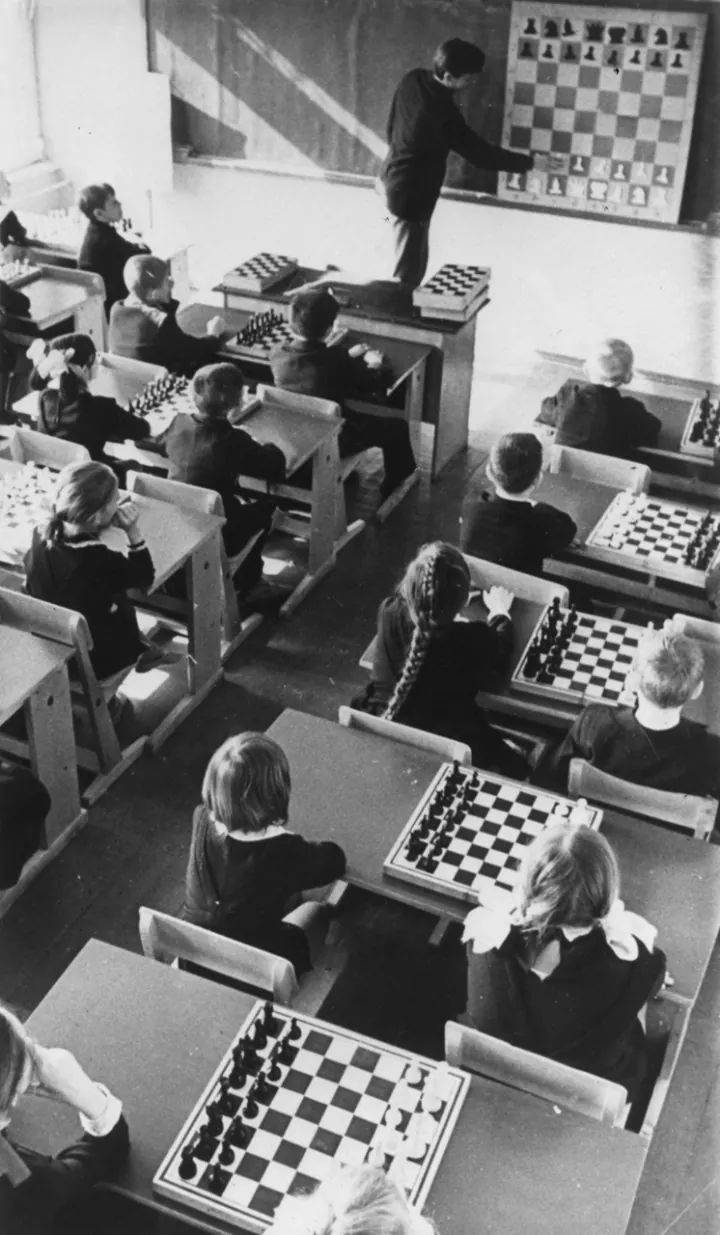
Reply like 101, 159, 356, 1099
207, 1163, 226, 1195
252, 1018, 267, 1050
179, 1144, 197, 1179
654, 27, 668, 45
544, 19, 558, 38
572, 156, 585, 173
206, 1103, 224, 1138
584, 45, 596, 61
656, 166, 669, 185
613, 164, 626, 181
549, 177, 562, 195
405, 1061, 423, 1086
586, 22, 604, 41
519, 41, 533, 58
243, 1083, 259, 1120
607, 25, 626, 44
631, 25, 645, 44
562, 19, 575, 37
542, 43, 555, 59
219, 1137, 235, 1167
671, 53, 683, 68
229, 1115, 249, 1148
508, 172, 521, 189
675, 31, 689, 50
523, 18, 537, 35
563, 44, 576, 61
629, 49, 641, 64
607, 49, 619, 67
631, 186, 646, 205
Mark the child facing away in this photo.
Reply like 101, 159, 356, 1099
267, 1165, 434, 1235
354, 541, 527, 778
462, 822, 666, 1102
163, 362, 285, 596
270, 288, 417, 505
537, 338, 660, 459
24, 461, 155, 680
108, 256, 227, 377
550, 624, 720, 799
77, 182, 150, 313
27, 334, 149, 462
0, 1002, 129, 1235
182, 733, 346, 975
460, 432, 576, 577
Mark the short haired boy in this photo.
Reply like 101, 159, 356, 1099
108, 255, 226, 377
537, 338, 660, 459
270, 288, 417, 502
163, 362, 286, 595
551, 625, 720, 798
460, 432, 576, 575
77, 183, 150, 312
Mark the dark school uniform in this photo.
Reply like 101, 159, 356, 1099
77, 218, 149, 312
182, 805, 346, 973
538, 380, 661, 458
0, 209, 27, 248
25, 529, 154, 679
461, 490, 577, 577
0, 282, 32, 407
0, 763, 50, 889
108, 297, 221, 377
36, 389, 149, 461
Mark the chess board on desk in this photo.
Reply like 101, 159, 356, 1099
127, 373, 195, 439
0, 462, 56, 567
498, 3, 707, 223
412, 264, 490, 321
153, 999, 468, 1232
0, 258, 42, 289
222, 253, 298, 293
225, 310, 346, 364
585, 491, 720, 586
511, 598, 646, 705
680, 390, 720, 460
384, 761, 602, 906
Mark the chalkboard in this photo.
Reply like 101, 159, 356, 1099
147, 0, 717, 223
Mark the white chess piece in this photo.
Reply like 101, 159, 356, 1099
508, 173, 520, 189
613, 164, 626, 181
590, 181, 607, 201
656, 166, 669, 185
572, 156, 585, 173
549, 177, 562, 195
569, 797, 594, 825
631, 186, 646, 205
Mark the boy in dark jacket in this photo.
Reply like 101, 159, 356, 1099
77, 182, 149, 312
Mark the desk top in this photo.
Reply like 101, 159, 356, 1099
240, 401, 340, 474
269, 709, 720, 1004
14, 940, 646, 1235
21, 270, 99, 330
0, 625, 73, 725
536, 471, 617, 542
13, 355, 168, 425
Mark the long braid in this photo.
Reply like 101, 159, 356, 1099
383, 549, 439, 721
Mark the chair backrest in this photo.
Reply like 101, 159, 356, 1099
636, 993, 690, 1142
444, 1021, 627, 1126
338, 705, 472, 764
672, 612, 720, 643
98, 353, 168, 383
0, 585, 80, 651
568, 758, 716, 840
138, 906, 300, 1005
463, 554, 570, 606
256, 383, 341, 421
127, 470, 223, 517
548, 444, 650, 495
7, 426, 91, 469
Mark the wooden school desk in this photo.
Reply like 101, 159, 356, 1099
12, 939, 646, 1235
0, 457, 225, 750
213, 266, 486, 478
4, 264, 106, 350
268, 709, 720, 1007
12, 354, 169, 428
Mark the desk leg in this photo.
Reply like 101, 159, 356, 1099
428, 315, 478, 478
25, 666, 85, 846
280, 437, 343, 618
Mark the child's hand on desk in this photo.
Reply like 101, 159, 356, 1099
112, 497, 142, 541
483, 585, 514, 618
31, 1045, 108, 1121
363, 348, 385, 370
206, 314, 227, 338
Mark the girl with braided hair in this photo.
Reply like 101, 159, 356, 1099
355, 542, 526, 777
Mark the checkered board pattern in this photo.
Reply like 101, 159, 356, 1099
0, 463, 55, 567
222, 253, 298, 293
128, 374, 194, 439
498, 4, 707, 223
680, 392, 720, 460
225, 312, 347, 363
586, 491, 720, 585
0, 259, 41, 289
153, 1002, 469, 1232
412, 264, 491, 320
384, 761, 602, 906
511, 600, 644, 705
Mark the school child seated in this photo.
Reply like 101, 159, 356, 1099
354, 541, 526, 778
77, 182, 150, 314
0, 763, 50, 890
0, 169, 27, 250
267, 1164, 434, 1235
550, 624, 720, 797
182, 733, 346, 975
108, 255, 227, 377
460, 432, 576, 576
537, 338, 660, 458
27, 335, 149, 461
463, 822, 666, 1101
0, 278, 31, 419
164, 362, 286, 595
24, 461, 155, 680
270, 288, 417, 502
0, 1001, 129, 1235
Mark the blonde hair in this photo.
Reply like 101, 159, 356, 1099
585, 338, 634, 386
383, 543, 470, 722
0, 1004, 32, 1119
634, 626, 704, 708
44, 461, 118, 544
123, 254, 169, 300
516, 822, 619, 946
202, 733, 290, 833
267, 1165, 434, 1235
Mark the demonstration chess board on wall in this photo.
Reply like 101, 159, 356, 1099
498, 4, 707, 223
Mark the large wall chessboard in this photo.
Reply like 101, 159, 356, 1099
498, 4, 707, 223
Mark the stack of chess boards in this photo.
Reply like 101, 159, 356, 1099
0, 258, 41, 289
680, 390, 720, 459
0, 463, 55, 566
128, 373, 194, 438
153, 1000, 468, 1231
222, 253, 298, 293
586, 491, 720, 584
412, 264, 491, 321
511, 598, 644, 704
384, 761, 602, 905
225, 310, 346, 363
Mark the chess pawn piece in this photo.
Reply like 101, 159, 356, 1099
179, 1145, 197, 1179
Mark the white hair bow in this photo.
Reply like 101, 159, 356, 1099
26, 341, 74, 380
462, 896, 657, 962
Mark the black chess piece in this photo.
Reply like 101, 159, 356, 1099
262, 1001, 275, 1034
254, 1072, 271, 1103
654, 27, 668, 45
584, 45, 596, 61
675, 31, 689, 50
544, 19, 558, 38
179, 1144, 197, 1179
631, 25, 645, 44
196, 1125, 216, 1160
630, 49, 641, 64
607, 49, 619, 67
523, 17, 537, 34
229, 1115, 250, 1147
671, 53, 683, 68
206, 1103, 224, 1138
243, 1083, 259, 1120
219, 1137, 235, 1166
586, 21, 604, 40
542, 43, 555, 58
563, 44, 576, 61
519, 41, 533, 58
607, 25, 626, 44
217, 1077, 238, 1116
253, 1019, 267, 1051
562, 19, 575, 37
650, 51, 663, 67
277, 1032, 296, 1064
266, 1045, 282, 1082
207, 1164, 227, 1195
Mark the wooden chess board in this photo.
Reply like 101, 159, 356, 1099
585, 491, 720, 586
679, 391, 720, 459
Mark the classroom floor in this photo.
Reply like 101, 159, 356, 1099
0, 330, 718, 1233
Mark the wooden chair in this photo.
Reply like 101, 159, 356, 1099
547, 444, 650, 494
568, 758, 717, 840
0, 587, 147, 804
672, 612, 720, 641
338, 705, 472, 764
138, 906, 341, 1016
5, 426, 90, 469
126, 471, 262, 660
444, 1020, 628, 1126
635, 992, 690, 1142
